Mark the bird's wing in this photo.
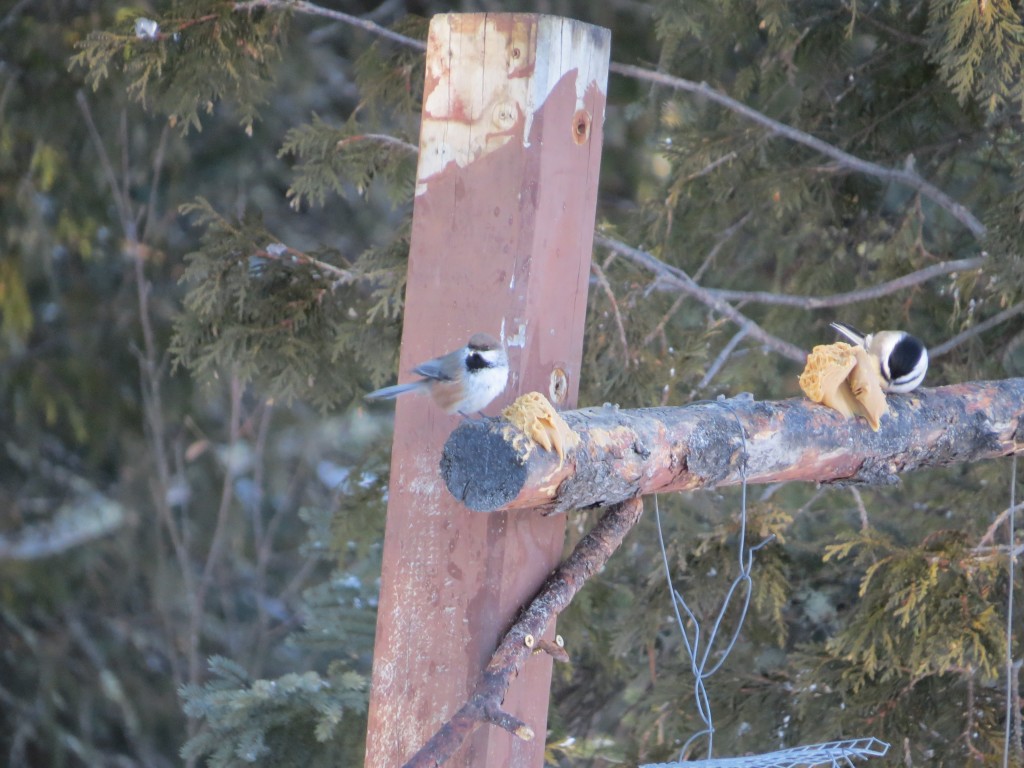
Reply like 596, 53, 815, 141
413, 358, 453, 381
830, 321, 866, 346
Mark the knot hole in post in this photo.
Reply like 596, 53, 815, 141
571, 110, 591, 145
550, 367, 569, 405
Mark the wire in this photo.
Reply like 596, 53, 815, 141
654, 398, 774, 760
1004, 453, 1018, 768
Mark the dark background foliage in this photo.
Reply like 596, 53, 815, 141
1, 0, 1021, 766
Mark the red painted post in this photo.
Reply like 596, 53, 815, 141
364, 13, 610, 767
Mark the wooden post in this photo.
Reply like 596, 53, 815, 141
364, 13, 610, 768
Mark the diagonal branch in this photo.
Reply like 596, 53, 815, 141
595, 234, 807, 362
246, 0, 985, 241
608, 63, 987, 240
930, 302, 1024, 357
602, 229, 987, 312
402, 497, 644, 768
701, 256, 987, 309
237, 0, 426, 49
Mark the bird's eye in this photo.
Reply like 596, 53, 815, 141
466, 352, 490, 371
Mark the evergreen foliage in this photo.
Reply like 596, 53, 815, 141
815, 525, 1007, 692
2, 0, 1023, 766
925, 0, 1024, 114
179, 655, 368, 766
172, 197, 405, 409
71, 0, 289, 133
279, 114, 418, 209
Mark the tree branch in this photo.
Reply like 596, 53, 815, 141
237, 0, 426, 50
608, 62, 987, 240
402, 497, 644, 768
252, 1, 984, 241
701, 256, 987, 309
930, 302, 1024, 357
595, 234, 807, 362
441, 380, 1024, 514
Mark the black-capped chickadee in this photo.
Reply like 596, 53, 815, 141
364, 332, 509, 415
830, 321, 928, 393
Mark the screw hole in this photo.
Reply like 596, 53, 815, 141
571, 110, 591, 145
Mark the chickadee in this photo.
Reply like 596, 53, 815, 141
364, 332, 509, 415
830, 321, 928, 393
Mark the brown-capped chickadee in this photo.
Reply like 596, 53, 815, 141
830, 321, 928, 393
364, 332, 509, 415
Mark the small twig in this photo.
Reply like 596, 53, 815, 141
403, 498, 644, 768
678, 149, 738, 184
595, 233, 807, 363
76, 93, 132, 235
336, 132, 418, 154
186, 374, 243, 707
964, 671, 985, 760
609, 63, 986, 240
850, 486, 871, 531
249, 399, 275, 677
237, 0, 426, 50
843, 2, 928, 47
642, 292, 686, 348
930, 302, 1024, 357
591, 261, 630, 360
255, 243, 357, 286
533, 636, 570, 662
694, 326, 748, 392
692, 213, 751, 283
140, 124, 171, 243
976, 502, 1024, 549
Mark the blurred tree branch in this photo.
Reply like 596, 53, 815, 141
258, 0, 987, 242
608, 62, 987, 240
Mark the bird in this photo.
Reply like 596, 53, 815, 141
830, 321, 928, 393
364, 332, 509, 415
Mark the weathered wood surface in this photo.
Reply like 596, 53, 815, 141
365, 13, 610, 768
442, 379, 1024, 514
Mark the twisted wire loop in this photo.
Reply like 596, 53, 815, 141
651, 399, 889, 768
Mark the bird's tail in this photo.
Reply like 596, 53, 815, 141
364, 380, 427, 401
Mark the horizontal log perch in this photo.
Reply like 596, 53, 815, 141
440, 379, 1024, 513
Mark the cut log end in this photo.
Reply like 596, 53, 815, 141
440, 419, 529, 511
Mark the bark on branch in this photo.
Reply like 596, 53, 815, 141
441, 379, 1024, 514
